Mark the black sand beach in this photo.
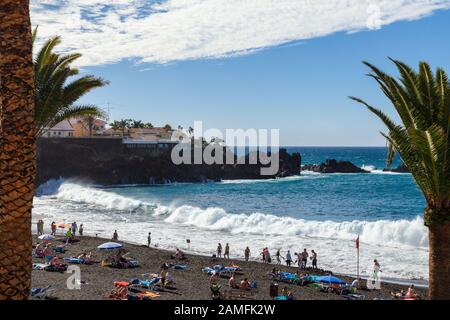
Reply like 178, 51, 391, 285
31, 235, 427, 300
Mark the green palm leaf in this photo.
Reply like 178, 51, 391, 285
33, 28, 108, 136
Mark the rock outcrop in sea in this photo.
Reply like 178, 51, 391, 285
383, 163, 410, 173
302, 159, 369, 173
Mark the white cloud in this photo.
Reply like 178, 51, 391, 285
30, 0, 450, 66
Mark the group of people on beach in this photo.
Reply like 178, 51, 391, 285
43, 220, 83, 238
216, 243, 230, 259
213, 244, 319, 269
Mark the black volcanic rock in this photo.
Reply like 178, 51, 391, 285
383, 163, 409, 173
302, 159, 369, 174
36, 138, 301, 186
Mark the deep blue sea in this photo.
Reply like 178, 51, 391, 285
34, 147, 429, 281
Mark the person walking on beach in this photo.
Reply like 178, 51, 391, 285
275, 249, 281, 265
79, 224, 84, 236
285, 250, 292, 267
147, 232, 152, 247
217, 243, 222, 258
51, 221, 57, 236
113, 230, 119, 241
224, 243, 230, 259
264, 248, 271, 263
311, 250, 317, 269
244, 247, 250, 261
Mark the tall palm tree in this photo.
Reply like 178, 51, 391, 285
351, 58, 450, 299
33, 30, 108, 137
0, 0, 36, 300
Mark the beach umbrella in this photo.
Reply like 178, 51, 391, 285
97, 242, 123, 250
315, 275, 346, 285
38, 234, 55, 241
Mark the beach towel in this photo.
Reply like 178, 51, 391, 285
53, 246, 66, 253
114, 281, 130, 287
64, 257, 95, 265
130, 278, 160, 288
171, 264, 187, 270
274, 295, 293, 300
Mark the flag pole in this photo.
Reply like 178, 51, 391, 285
356, 235, 360, 282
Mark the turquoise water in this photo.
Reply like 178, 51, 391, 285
34, 147, 429, 280
111, 147, 424, 222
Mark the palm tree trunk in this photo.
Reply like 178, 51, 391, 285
428, 222, 450, 300
0, 0, 36, 300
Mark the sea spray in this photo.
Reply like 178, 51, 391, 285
164, 205, 428, 248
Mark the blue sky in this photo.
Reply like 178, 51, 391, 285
31, 1, 450, 146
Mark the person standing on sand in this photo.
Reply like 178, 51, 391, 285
36, 220, 41, 235
224, 243, 230, 259
79, 224, 84, 236
301, 248, 309, 269
113, 230, 119, 241
311, 250, 317, 269
51, 221, 57, 236
65, 228, 73, 244
147, 232, 152, 247
217, 243, 222, 258
285, 250, 292, 267
71, 221, 78, 237
244, 247, 250, 261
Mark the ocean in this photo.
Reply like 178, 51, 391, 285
33, 147, 428, 282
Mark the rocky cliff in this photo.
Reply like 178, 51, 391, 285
36, 138, 301, 186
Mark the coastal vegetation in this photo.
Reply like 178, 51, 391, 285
33, 29, 108, 137
351, 59, 450, 299
0, 0, 36, 300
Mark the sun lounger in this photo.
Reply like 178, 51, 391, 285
32, 263, 49, 270
31, 285, 56, 299
31, 285, 58, 300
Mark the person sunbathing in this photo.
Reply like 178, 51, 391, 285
160, 268, 168, 287
228, 274, 239, 289
50, 256, 61, 266
34, 243, 44, 257
43, 245, 53, 264
109, 286, 128, 300
239, 278, 251, 291
210, 272, 220, 285
281, 286, 293, 298
390, 289, 406, 298
405, 285, 418, 299
77, 251, 93, 263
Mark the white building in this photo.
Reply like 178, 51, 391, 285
42, 120, 75, 138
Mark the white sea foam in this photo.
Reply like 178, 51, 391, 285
165, 205, 428, 248
37, 179, 160, 212
361, 164, 410, 175
38, 180, 427, 248
33, 180, 429, 280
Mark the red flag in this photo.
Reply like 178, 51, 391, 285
356, 235, 360, 249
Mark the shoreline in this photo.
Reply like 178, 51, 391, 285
32, 233, 428, 300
